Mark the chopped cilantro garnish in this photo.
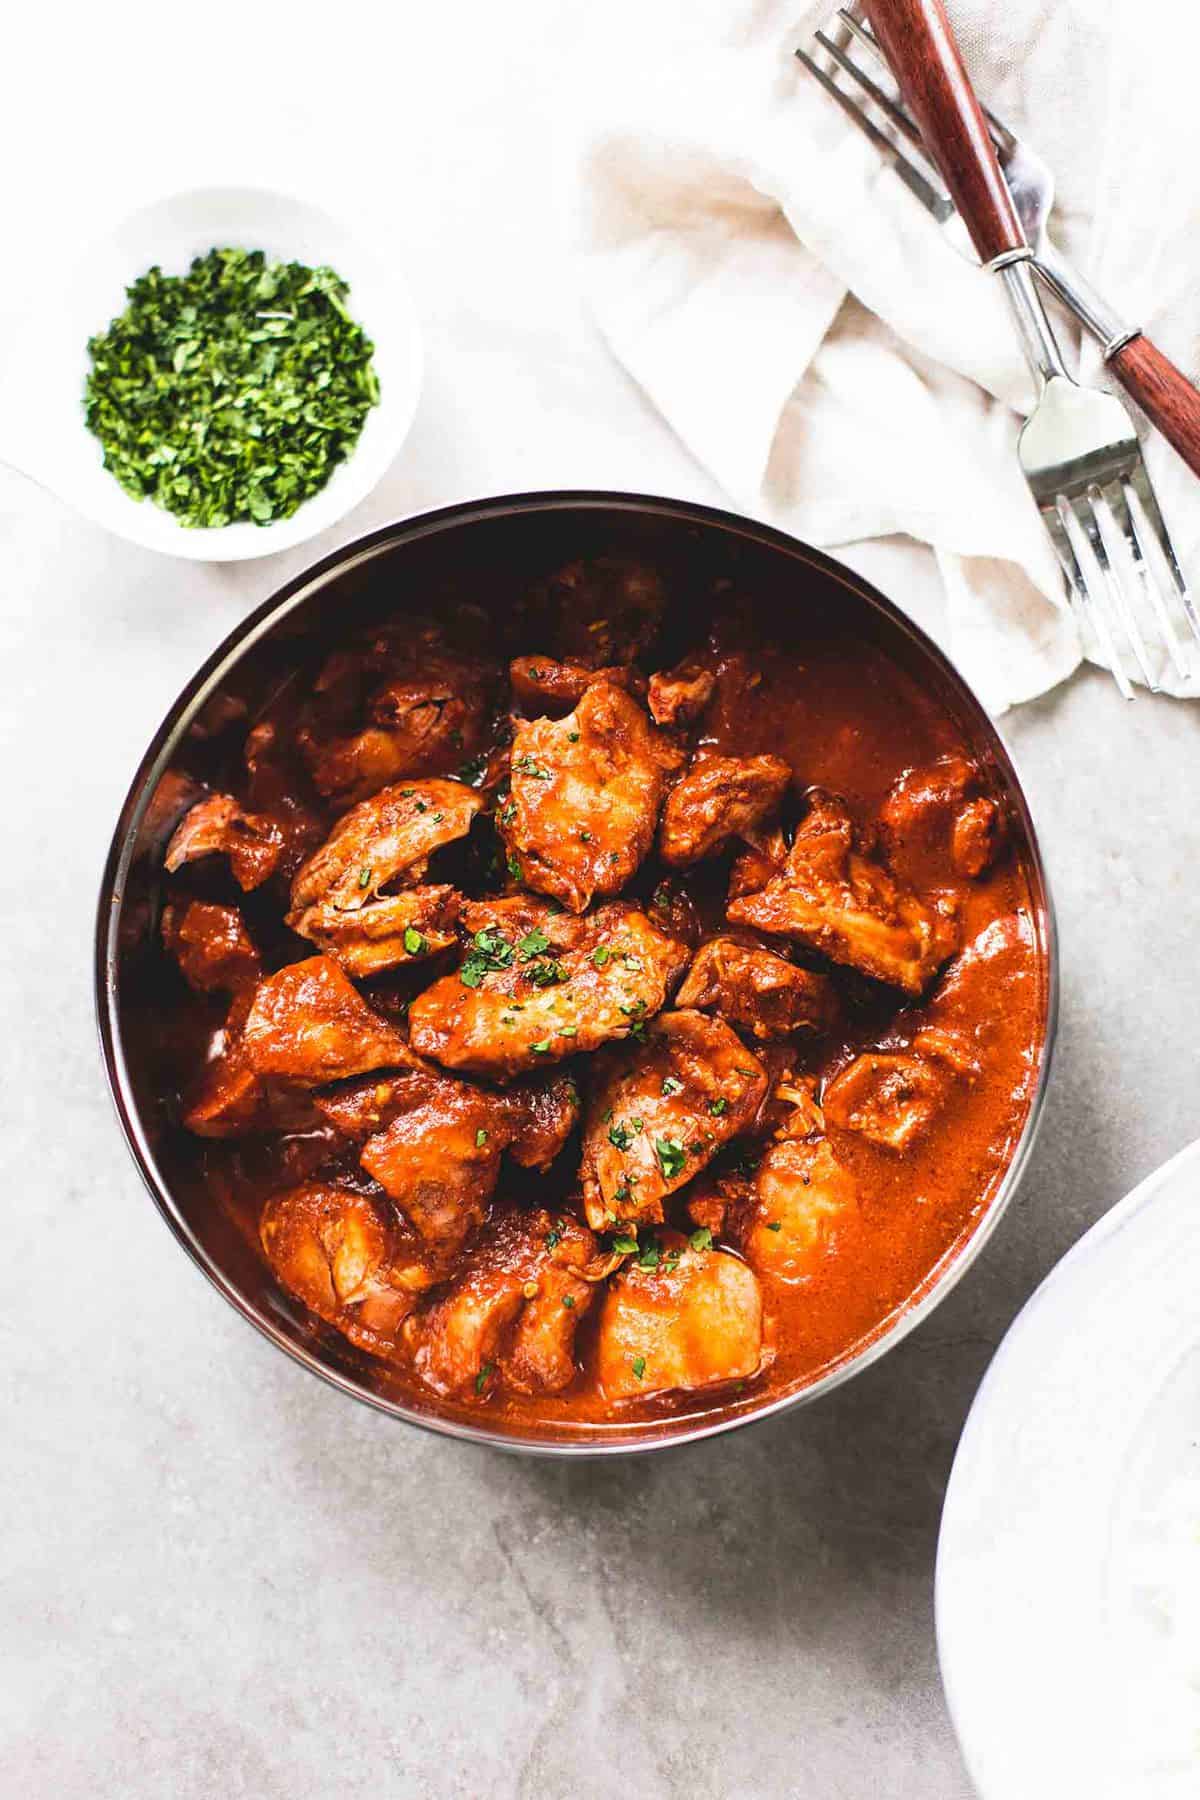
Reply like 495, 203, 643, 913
655, 1138, 687, 1181
432, 811, 444, 824
709, 1098, 728, 1117
689, 1227, 713, 1252
83, 249, 380, 529
403, 927, 426, 955
475, 1128, 488, 1148
415, 800, 428, 813
567, 730, 581, 743
612, 1233, 638, 1254
591, 945, 611, 967
608, 1120, 634, 1152
530, 1038, 552, 1055
518, 928, 550, 959
357, 866, 372, 888
636, 1240, 661, 1271
661, 1076, 683, 1097
474, 1362, 494, 1394
631, 1356, 646, 1380
766, 1220, 782, 1232
527, 959, 566, 988
514, 754, 551, 780
507, 855, 523, 881
562, 1294, 575, 1309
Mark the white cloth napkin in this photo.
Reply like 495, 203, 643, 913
571, 0, 1200, 712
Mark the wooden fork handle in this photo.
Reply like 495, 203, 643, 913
863, 0, 1024, 265
1108, 335, 1200, 481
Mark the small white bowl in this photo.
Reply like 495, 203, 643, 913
13, 185, 423, 562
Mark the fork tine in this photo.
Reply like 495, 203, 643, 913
1128, 462, 1200, 651
794, 47, 955, 223
1105, 478, 1190, 682
815, 29, 928, 159
837, 9, 1017, 156
1071, 490, 1158, 692
1043, 499, 1134, 700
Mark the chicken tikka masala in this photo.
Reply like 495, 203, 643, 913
156, 548, 1045, 1435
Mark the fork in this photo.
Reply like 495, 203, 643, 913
797, 1, 1198, 694
807, 9, 1200, 494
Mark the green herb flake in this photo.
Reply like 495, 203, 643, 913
709, 1097, 728, 1117
518, 928, 550, 959
530, 1038, 552, 1055
636, 1240, 661, 1271
608, 1120, 634, 1152
507, 855, 523, 881
631, 1356, 646, 1381
475, 1128, 488, 1148
403, 927, 426, 956
562, 1294, 575, 1309
612, 1233, 638, 1255
567, 730, 581, 743
357, 865, 372, 889
591, 945, 611, 968
655, 1138, 687, 1181
766, 1220, 782, 1232
689, 1226, 714, 1253
661, 1076, 683, 1097
83, 249, 380, 529
475, 1362, 495, 1395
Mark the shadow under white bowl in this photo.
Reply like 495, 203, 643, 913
936, 1135, 1200, 1800
9, 185, 423, 562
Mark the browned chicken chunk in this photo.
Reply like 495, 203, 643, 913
161, 901, 260, 996
164, 794, 286, 891
742, 1134, 859, 1284
286, 778, 481, 974
509, 656, 645, 715
647, 657, 717, 728
659, 752, 791, 868
408, 898, 689, 1081
595, 1230, 763, 1401
880, 755, 1004, 887
260, 1184, 434, 1354
358, 1077, 507, 1262
728, 790, 957, 995
579, 1010, 767, 1232
298, 623, 495, 805
520, 555, 666, 667
403, 1209, 598, 1399
499, 683, 683, 912
242, 955, 415, 1086
676, 935, 838, 1040
823, 1049, 954, 1152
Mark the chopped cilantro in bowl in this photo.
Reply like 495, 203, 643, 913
83, 247, 380, 529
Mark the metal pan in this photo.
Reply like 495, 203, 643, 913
95, 491, 1058, 1456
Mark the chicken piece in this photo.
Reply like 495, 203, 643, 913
403, 1209, 597, 1399
822, 1050, 956, 1152
359, 1076, 506, 1261
179, 989, 320, 1139
741, 1135, 858, 1284
727, 827, 788, 901
500, 683, 683, 912
286, 778, 481, 975
595, 1231, 763, 1401
260, 1184, 433, 1355
509, 656, 645, 716
161, 901, 260, 996
675, 935, 838, 1041
298, 623, 495, 806
408, 898, 690, 1081
164, 794, 286, 891
495, 1072, 582, 1170
241, 719, 327, 880
313, 1065, 579, 1169
659, 752, 791, 869
727, 790, 957, 996
579, 1010, 767, 1232
293, 886, 462, 978
647, 658, 717, 728
521, 555, 667, 667
880, 755, 1004, 887
242, 955, 415, 1087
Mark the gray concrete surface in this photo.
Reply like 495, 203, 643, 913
5, 4, 1200, 1792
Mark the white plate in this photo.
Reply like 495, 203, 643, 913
936, 1137, 1200, 1799
5, 185, 423, 561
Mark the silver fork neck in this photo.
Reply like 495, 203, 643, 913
996, 257, 1070, 388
